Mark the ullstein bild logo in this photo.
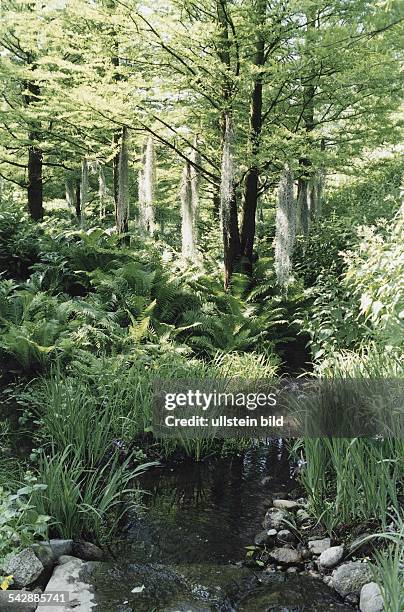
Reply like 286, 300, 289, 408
164, 414, 285, 428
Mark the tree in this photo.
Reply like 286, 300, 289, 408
0, 1, 46, 219
116, 126, 129, 234
275, 164, 295, 288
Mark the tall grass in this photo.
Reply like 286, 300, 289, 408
31, 350, 278, 462
34, 446, 154, 541
0, 420, 22, 490
293, 438, 403, 534
318, 343, 404, 378
353, 513, 404, 612
292, 343, 403, 534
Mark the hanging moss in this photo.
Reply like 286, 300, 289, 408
220, 114, 241, 288
143, 136, 156, 234
275, 164, 296, 288
181, 140, 201, 259
98, 165, 107, 220
181, 161, 193, 257
80, 159, 89, 228
116, 127, 129, 234
65, 177, 75, 209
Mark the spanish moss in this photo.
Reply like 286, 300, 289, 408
116, 127, 129, 235
275, 164, 296, 288
80, 159, 89, 228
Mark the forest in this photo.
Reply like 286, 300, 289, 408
0, 0, 403, 610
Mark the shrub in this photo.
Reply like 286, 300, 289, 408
0, 202, 42, 279
298, 205, 404, 366
0, 474, 50, 569
343, 205, 404, 347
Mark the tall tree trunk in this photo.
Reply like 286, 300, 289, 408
297, 175, 310, 236
80, 159, 89, 228
65, 177, 75, 208
181, 140, 200, 259
315, 138, 326, 220
140, 136, 156, 235
181, 161, 194, 258
24, 81, 43, 221
308, 177, 318, 223
98, 165, 107, 219
75, 180, 81, 221
138, 142, 146, 231
240, 0, 266, 271
298, 8, 317, 235
113, 130, 120, 207
213, 189, 221, 219
216, 1, 241, 288
116, 127, 129, 235
220, 114, 241, 289
27, 143, 43, 221
275, 164, 296, 288
190, 142, 200, 225
110, 17, 121, 209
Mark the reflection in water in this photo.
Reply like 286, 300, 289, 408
97, 442, 353, 611
120, 440, 294, 564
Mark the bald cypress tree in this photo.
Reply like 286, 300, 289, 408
275, 164, 296, 288
220, 114, 241, 289
139, 136, 156, 235
116, 127, 129, 235
80, 159, 89, 228
181, 141, 201, 259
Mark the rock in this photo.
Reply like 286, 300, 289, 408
307, 570, 321, 579
308, 538, 331, 555
296, 509, 311, 523
318, 545, 344, 569
73, 541, 104, 561
360, 582, 384, 612
273, 499, 299, 511
286, 566, 299, 573
43, 557, 96, 611
330, 561, 373, 597
268, 547, 304, 566
31, 542, 55, 569
345, 594, 360, 606
238, 572, 356, 611
262, 508, 286, 530
49, 539, 73, 558
4, 548, 44, 587
254, 529, 277, 547
276, 529, 297, 545
58, 555, 78, 565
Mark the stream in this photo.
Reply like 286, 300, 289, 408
85, 441, 353, 611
